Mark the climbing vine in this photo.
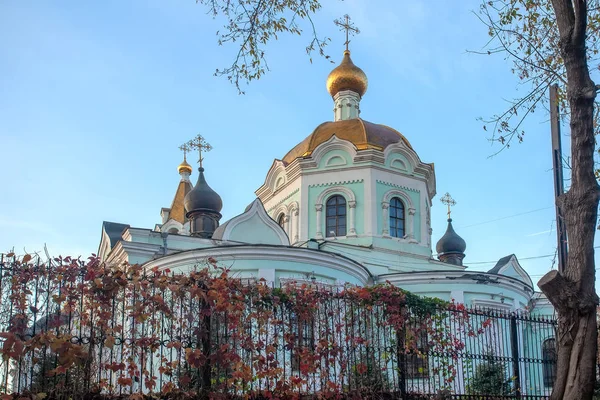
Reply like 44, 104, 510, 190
0, 254, 491, 399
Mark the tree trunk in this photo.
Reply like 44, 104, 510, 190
539, 1, 600, 399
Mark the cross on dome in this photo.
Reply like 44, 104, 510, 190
187, 135, 213, 168
179, 143, 191, 162
440, 192, 456, 220
327, 14, 368, 120
334, 14, 360, 52
177, 143, 193, 175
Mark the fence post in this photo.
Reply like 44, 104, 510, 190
396, 324, 407, 398
201, 302, 211, 394
510, 315, 521, 398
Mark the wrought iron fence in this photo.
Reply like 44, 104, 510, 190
0, 254, 559, 399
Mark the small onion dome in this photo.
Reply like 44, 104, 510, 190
177, 159, 193, 175
184, 167, 223, 215
326, 50, 368, 98
436, 218, 467, 255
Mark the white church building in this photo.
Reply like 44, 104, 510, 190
97, 47, 556, 396
98, 49, 549, 316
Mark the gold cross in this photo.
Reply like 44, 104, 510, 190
178, 142, 191, 162
187, 135, 212, 168
440, 192, 456, 219
334, 14, 360, 52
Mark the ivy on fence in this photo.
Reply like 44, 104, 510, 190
0, 254, 492, 399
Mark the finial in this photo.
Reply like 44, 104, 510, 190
177, 142, 193, 175
187, 135, 212, 169
179, 143, 190, 162
334, 14, 360, 52
440, 192, 456, 219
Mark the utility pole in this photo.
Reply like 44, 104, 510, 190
550, 84, 568, 273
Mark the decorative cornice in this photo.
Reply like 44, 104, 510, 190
376, 180, 420, 193
214, 199, 289, 245
267, 188, 300, 212
378, 270, 534, 300
308, 179, 364, 188
142, 245, 373, 285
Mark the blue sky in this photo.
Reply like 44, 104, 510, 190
1, 0, 596, 287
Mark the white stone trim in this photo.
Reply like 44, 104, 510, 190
214, 199, 290, 245
333, 90, 361, 121
383, 142, 436, 199
389, 158, 410, 172
161, 219, 184, 235
288, 201, 300, 244
494, 255, 534, 288
98, 229, 113, 261
324, 154, 347, 167
273, 204, 290, 237
381, 189, 417, 242
143, 245, 372, 285
470, 299, 514, 311
257, 159, 287, 197
310, 135, 358, 167
379, 271, 534, 300
315, 186, 357, 239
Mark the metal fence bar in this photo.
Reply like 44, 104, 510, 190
0, 255, 566, 399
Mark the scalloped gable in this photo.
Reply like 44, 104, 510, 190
212, 199, 290, 245
487, 254, 534, 287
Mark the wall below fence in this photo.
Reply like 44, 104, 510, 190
0, 255, 562, 399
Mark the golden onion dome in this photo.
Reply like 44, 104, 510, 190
326, 50, 368, 98
177, 159, 193, 175
282, 118, 413, 165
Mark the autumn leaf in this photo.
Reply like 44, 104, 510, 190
104, 335, 115, 349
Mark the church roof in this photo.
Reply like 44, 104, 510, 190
435, 218, 466, 255
169, 179, 193, 224
184, 167, 223, 216
488, 254, 516, 274
102, 221, 130, 247
282, 118, 413, 165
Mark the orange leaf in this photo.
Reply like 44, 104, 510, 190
104, 336, 115, 349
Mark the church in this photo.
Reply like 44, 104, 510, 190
97, 47, 551, 318
93, 34, 561, 395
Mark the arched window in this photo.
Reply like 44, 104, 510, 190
326, 195, 346, 237
542, 338, 557, 387
277, 213, 286, 229
168, 227, 179, 234
389, 197, 406, 238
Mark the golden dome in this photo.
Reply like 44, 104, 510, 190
326, 50, 368, 97
178, 159, 193, 175
282, 118, 413, 164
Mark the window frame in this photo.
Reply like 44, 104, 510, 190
325, 195, 347, 237
277, 213, 286, 229
389, 197, 406, 238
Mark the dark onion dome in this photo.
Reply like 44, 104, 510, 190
326, 50, 368, 98
436, 218, 466, 255
184, 167, 223, 215
282, 118, 414, 165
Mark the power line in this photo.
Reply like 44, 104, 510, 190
458, 245, 600, 265
458, 206, 554, 229
321, 241, 600, 268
